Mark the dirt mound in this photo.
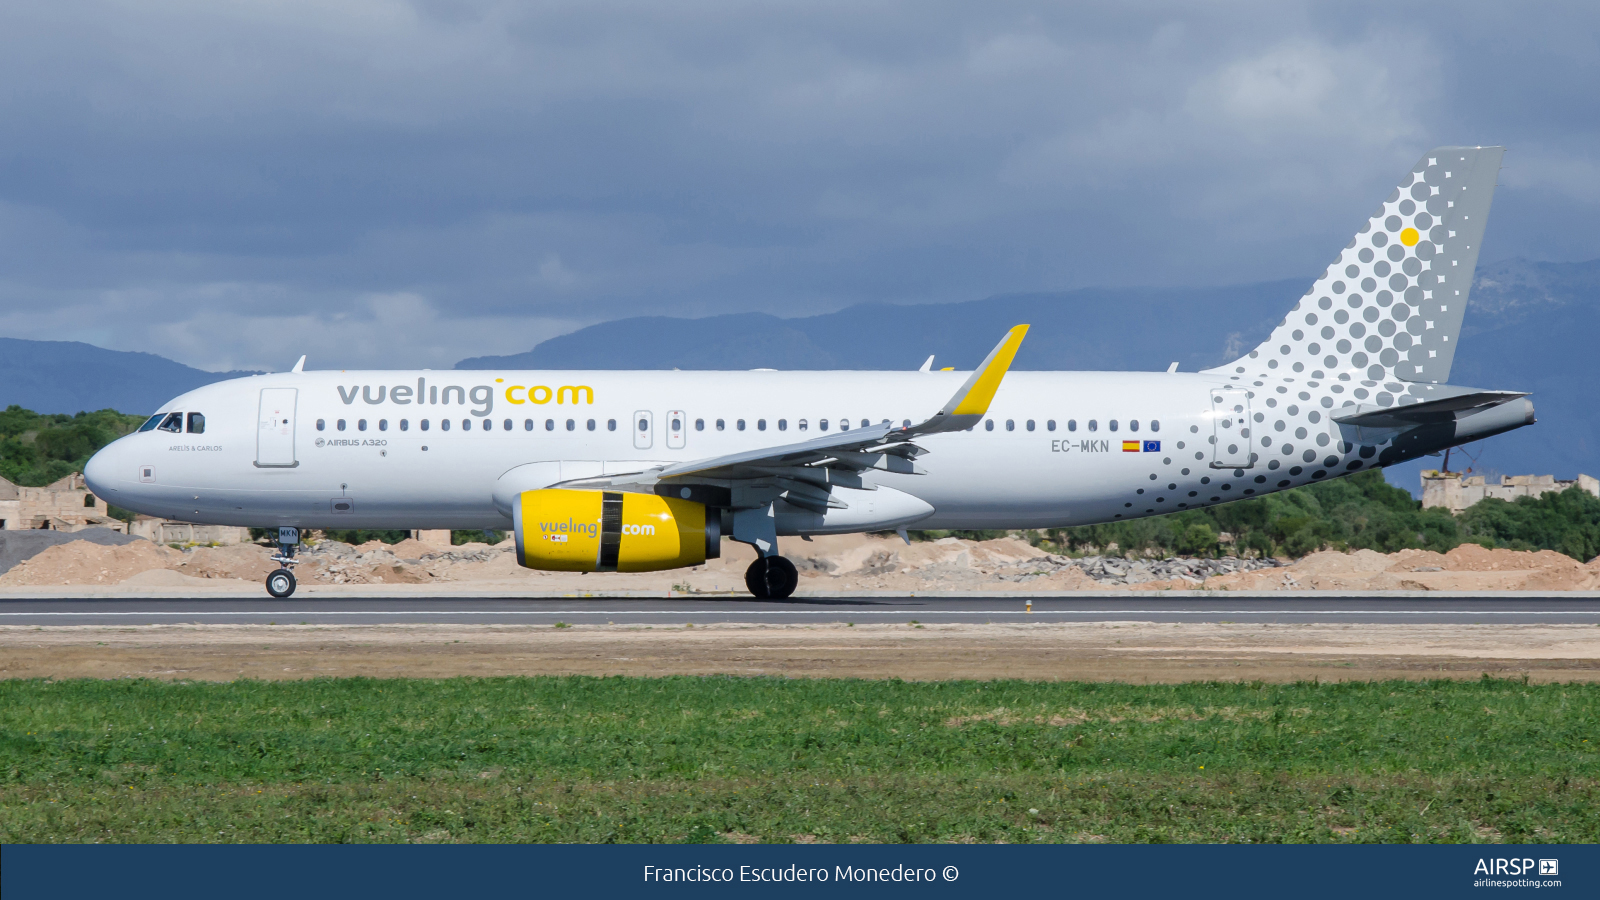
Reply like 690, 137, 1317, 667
1295, 549, 1395, 576
0, 527, 143, 575
0, 539, 175, 586
1205, 542, 1598, 592
173, 544, 279, 580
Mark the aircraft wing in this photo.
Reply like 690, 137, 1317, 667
552, 325, 1029, 510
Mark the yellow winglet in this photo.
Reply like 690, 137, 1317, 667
947, 324, 1029, 416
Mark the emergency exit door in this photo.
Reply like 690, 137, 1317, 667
632, 410, 653, 450
256, 388, 299, 467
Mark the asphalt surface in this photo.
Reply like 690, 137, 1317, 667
1, 595, 1598, 625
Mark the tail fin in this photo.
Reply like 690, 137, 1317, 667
1205, 146, 1503, 385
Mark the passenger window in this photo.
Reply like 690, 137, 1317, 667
695, 418, 704, 431
607, 419, 616, 431
738, 419, 746, 431
503, 419, 512, 431
379, 420, 388, 431
315, 419, 325, 432
566, 419, 575, 431
158, 412, 183, 433
1109, 420, 1119, 432
400, 419, 409, 431
1006, 419, 1015, 432
546, 419, 555, 431
525, 419, 534, 431
441, 419, 450, 431
481, 419, 489, 431
358, 419, 367, 431
819, 419, 829, 431
985, 419, 994, 431
1026, 420, 1035, 432
1129, 420, 1139, 432
716, 419, 725, 431
139, 414, 164, 432
187, 413, 205, 434
797, 419, 807, 431
337, 419, 346, 431
1151, 420, 1161, 432
421, 419, 430, 431
756, 419, 766, 431
1087, 420, 1097, 432
1067, 419, 1076, 432
777, 419, 787, 431
671, 416, 681, 431
464, 419, 473, 431
587, 419, 596, 431
1047, 419, 1056, 432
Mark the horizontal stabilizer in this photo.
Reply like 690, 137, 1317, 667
1331, 390, 1527, 429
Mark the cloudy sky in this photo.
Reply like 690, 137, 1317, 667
1, 1, 1596, 371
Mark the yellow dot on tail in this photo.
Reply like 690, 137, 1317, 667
1400, 227, 1420, 246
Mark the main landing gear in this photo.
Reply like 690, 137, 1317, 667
265, 526, 301, 599
745, 556, 798, 599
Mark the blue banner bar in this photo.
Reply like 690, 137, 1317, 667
3, 844, 1593, 899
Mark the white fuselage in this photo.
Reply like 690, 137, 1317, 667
84, 367, 1383, 531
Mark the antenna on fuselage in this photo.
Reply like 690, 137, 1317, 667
291, 355, 306, 373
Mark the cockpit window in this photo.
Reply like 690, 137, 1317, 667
186, 413, 205, 434
157, 412, 183, 433
138, 414, 164, 433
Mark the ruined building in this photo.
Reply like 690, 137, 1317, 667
0, 472, 127, 532
1421, 471, 1600, 514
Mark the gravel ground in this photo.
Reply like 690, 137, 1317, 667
2, 622, 1597, 683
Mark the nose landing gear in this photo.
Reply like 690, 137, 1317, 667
744, 556, 798, 599
265, 526, 302, 599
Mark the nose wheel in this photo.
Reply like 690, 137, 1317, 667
744, 556, 798, 599
265, 526, 302, 599
266, 568, 297, 598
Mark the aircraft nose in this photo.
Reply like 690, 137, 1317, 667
83, 443, 120, 500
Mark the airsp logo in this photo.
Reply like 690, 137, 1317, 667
1540, 860, 1559, 876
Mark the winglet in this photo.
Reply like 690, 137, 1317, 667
918, 354, 934, 372
947, 324, 1028, 416
291, 355, 306, 374
898, 325, 1028, 437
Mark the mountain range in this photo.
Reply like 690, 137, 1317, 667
1, 258, 1592, 489
0, 338, 259, 420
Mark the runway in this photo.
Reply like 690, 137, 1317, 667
2, 594, 1599, 625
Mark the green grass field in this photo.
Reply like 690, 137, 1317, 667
1, 676, 1595, 843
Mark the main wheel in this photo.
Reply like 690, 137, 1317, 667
744, 556, 798, 599
265, 568, 297, 599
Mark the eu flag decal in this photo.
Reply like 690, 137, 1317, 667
1143, 440, 1160, 452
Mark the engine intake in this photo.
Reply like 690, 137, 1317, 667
513, 488, 720, 573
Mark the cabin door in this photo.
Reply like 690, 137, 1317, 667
1210, 387, 1253, 469
256, 388, 299, 468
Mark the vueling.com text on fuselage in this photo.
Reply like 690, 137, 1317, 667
335, 378, 595, 417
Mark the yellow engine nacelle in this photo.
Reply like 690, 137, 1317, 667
513, 488, 720, 573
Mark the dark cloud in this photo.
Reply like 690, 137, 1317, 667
0, 0, 1595, 369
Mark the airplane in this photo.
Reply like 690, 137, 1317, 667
84, 146, 1532, 599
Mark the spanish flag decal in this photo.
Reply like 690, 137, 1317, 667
1122, 440, 1140, 452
